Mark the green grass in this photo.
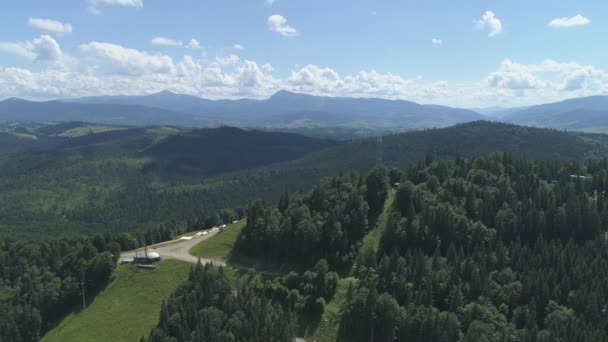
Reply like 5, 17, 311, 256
190, 220, 246, 260
311, 277, 356, 342
359, 189, 395, 255
42, 260, 191, 342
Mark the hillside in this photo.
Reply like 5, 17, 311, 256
141, 153, 608, 342
0, 121, 605, 239
0, 123, 335, 238
195, 121, 602, 204
501, 95, 608, 132
42, 260, 191, 342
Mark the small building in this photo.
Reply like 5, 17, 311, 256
134, 250, 161, 264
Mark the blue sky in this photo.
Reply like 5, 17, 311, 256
0, 0, 606, 107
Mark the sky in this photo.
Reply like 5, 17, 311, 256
0, 0, 607, 108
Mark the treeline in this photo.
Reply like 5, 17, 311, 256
342, 153, 608, 341
0, 237, 116, 342
147, 260, 338, 341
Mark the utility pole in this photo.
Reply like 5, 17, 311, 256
81, 277, 86, 309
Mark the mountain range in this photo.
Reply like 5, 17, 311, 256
1, 91, 483, 133
2, 90, 608, 134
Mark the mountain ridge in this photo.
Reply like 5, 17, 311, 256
1, 90, 485, 133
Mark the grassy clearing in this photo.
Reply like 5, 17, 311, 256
359, 189, 395, 255
58, 125, 125, 137
310, 191, 395, 341
310, 277, 356, 342
11, 132, 38, 139
190, 220, 246, 260
42, 260, 191, 342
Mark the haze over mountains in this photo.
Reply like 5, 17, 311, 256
2, 90, 608, 135
1, 91, 484, 133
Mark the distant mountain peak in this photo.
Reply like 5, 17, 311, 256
148, 90, 179, 97
269, 89, 306, 100
3, 97, 28, 103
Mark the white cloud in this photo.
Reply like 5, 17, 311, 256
216, 54, 240, 66
474, 11, 502, 37
186, 39, 201, 50
88, 0, 143, 14
431, 38, 442, 46
268, 15, 298, 37
2, 37, 608, 108
0, 35, 64, 64
548, 14, 591, 28
485, 59, 608, 99
28, 18, 73, 34
232, 44, 245, 51
80, 42, 175, 75
151, 37, 182, 47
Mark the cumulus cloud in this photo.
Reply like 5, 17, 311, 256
28, 18, 73, 34
186, 39, 201, 50
475, 11, 502, 37
232, 44, 245, 51
431, 38, 442, 46
0, 35, 64, 63
80, 42, 175, 75
548, 14, 591, 28
216, 54, 240, 66
151, 37, 182, 47
486, 59, 608, 98
268, 15, 298, 37
2, 36, 608, 108
88, 0, 143, 14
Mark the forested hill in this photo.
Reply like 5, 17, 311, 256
145, 126, 335, 177
0, 123, 335, 238
202, 121, 605, 206
0, 120, 606, 239
220, 153, 608, 341
320, 121, 601, 173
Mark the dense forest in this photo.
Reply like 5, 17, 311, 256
237, 173, 370, 269
231, 152, 608, 341
0, 123, 332, 238
147, 260, 338, 341
1, 121, 606, 240
0, 237, 116, 342
343, 154, 608, 341
7, 148, 608, 341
